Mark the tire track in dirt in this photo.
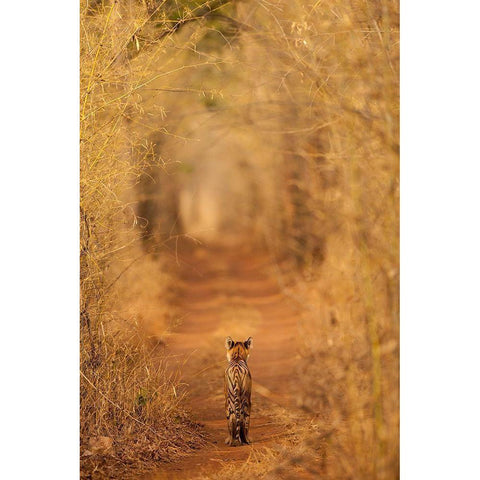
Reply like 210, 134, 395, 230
146, 245, 307, 479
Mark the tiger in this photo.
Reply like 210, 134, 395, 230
224, 336, 253, 446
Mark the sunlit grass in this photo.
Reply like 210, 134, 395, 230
80, 0, 398, 478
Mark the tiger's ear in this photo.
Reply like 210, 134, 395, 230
244, 337, 253, 349
225, 336, 234, 350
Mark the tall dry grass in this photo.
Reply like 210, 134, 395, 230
79, 1, 227, 476
163, 1, 398, 478
239, 1, 399, 478
80, 0, 399, 477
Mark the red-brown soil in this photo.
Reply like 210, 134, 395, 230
145, 245, 311, 479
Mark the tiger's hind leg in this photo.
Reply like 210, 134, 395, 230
240, 394, 252, 444
240, 413, 251, 444
225, 413, 239, 446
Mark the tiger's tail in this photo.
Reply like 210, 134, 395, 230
234, 383, 241, 444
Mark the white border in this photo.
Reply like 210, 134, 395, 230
2, 1, 480, 478
401, 1, 480, 478
2, 1, 79, 478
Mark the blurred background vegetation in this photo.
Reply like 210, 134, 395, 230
80, 0, 398, 477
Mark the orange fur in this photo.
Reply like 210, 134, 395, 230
224, 337, 253, 446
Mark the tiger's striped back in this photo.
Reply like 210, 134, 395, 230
224, 337, 253, 446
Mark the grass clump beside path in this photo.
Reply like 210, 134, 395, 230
80, 1, 210, 476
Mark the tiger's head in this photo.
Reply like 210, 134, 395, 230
225, 336, 253, 362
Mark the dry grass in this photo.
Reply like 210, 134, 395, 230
247, 1, 400, 478
79, 1, 221, 476
80, 0, 398, 478
154, 0, 399, 477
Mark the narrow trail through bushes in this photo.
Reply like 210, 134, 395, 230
146, 245, 312, 479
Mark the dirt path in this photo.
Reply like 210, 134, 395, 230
146, 245, 308, 479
